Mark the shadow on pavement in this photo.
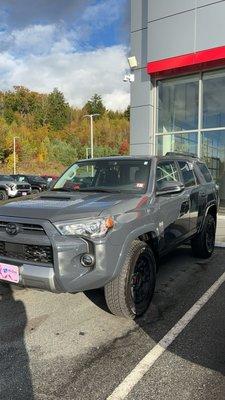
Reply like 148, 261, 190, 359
86, 246, 225, 377
84, 288, 110, 314
0, 283, 34, 400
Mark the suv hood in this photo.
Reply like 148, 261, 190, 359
0, 180, 16, 187
0, 191, 141, 222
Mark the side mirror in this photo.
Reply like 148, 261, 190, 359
156, 181, 185, 196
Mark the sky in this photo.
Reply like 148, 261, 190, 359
0, 0, 130, 111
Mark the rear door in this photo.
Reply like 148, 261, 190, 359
177, 160, 200, 234
156, 160, 190, 251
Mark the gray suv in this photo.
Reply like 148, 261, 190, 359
0, 154, 219, 318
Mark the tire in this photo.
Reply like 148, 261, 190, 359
32, 189, 40, 195
104, 240, 156, 319
0, 190, 8, 201
191, 214, 216, 259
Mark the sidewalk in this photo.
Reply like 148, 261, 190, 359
216, 214, 225, 247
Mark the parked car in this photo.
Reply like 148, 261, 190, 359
12, 175, 48, 194
0, 154, 219, 318
0, 175, 18, 200
41, 175, 59, 189
0, 175, 32, 200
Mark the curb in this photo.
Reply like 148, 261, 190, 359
215, 242, 225, 248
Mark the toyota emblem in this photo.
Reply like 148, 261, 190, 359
6, 223, 19, 236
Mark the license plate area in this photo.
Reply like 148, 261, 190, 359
0, 263, 19, 283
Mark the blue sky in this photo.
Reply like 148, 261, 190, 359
0, 0, 130, 110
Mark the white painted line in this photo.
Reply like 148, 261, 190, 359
107, 272, 225, 400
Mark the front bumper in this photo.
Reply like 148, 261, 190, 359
0, 216, 119, 293
7, 188, 18, 198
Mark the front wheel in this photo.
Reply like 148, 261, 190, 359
104, 240, 156, 319
0, 190, 8, 201
191, 214, 216, 259
32, 189, 40, 195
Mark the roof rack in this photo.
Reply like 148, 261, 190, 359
165, 152, 199, 159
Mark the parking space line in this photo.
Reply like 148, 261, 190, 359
107, 271, 225, 400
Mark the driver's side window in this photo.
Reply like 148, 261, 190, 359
156, 161, 179, 190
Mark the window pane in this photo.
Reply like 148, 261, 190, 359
203, 71, 225, 129
157, 76, 199, 132
178, 161, 196, 187
196, 162, 213, 183
156, 161, 179, 190
202, 131, 225, 205
156, 132, 198, 156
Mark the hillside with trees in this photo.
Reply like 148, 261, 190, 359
0, 87, 130, 175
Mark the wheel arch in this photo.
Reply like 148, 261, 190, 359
112, 225, 159, 280
207, 204, 217, 224
138, 231, 160, 268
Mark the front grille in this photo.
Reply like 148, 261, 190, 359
0, 242, 53, 264
0, 222, 46, 235
17, 184, 30, 190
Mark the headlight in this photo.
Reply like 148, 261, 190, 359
54, 217, 114, 238
6, 184, 16, 190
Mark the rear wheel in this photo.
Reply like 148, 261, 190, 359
0, 190, 8, 201
191, 214, 216, 259
104, 240, 156, 319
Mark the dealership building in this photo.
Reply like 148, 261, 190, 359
130, 0, 225, 228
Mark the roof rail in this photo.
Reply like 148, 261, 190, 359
165, 152, 199, 159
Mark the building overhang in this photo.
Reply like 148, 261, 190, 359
147, 45, 225, 77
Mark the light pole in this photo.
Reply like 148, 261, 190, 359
83, 114, 100, 159
13, 136, 19, 174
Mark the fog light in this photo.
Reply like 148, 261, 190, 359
80, 254, 95, 268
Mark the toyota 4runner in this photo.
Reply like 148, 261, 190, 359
0, 154, 219, 318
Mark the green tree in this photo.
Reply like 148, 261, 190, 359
49, 139, 78, 165
47, 88, 70, 131
124, 106, 130, 121
84, 94, 106, 116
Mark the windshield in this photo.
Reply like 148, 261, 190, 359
52, 159, 151, 194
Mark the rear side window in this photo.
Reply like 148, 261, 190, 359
197, 162, 213, 183
178, 161, 196, 188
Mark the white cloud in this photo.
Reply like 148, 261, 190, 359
0, 0, 130, 111
103, 90, 130, 111
0, 45, 130, 111
13, 24, 57, 54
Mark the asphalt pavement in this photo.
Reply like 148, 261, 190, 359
0, 246, 225, 400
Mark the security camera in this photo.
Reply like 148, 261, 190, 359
123, 74, 135, 83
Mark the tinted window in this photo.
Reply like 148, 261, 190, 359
178, 161, 196, 187
197, 162, 213, 183
156, 161, 179, 190
0, 175, 14, 182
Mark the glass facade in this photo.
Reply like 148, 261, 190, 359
156, 69, 225, 207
